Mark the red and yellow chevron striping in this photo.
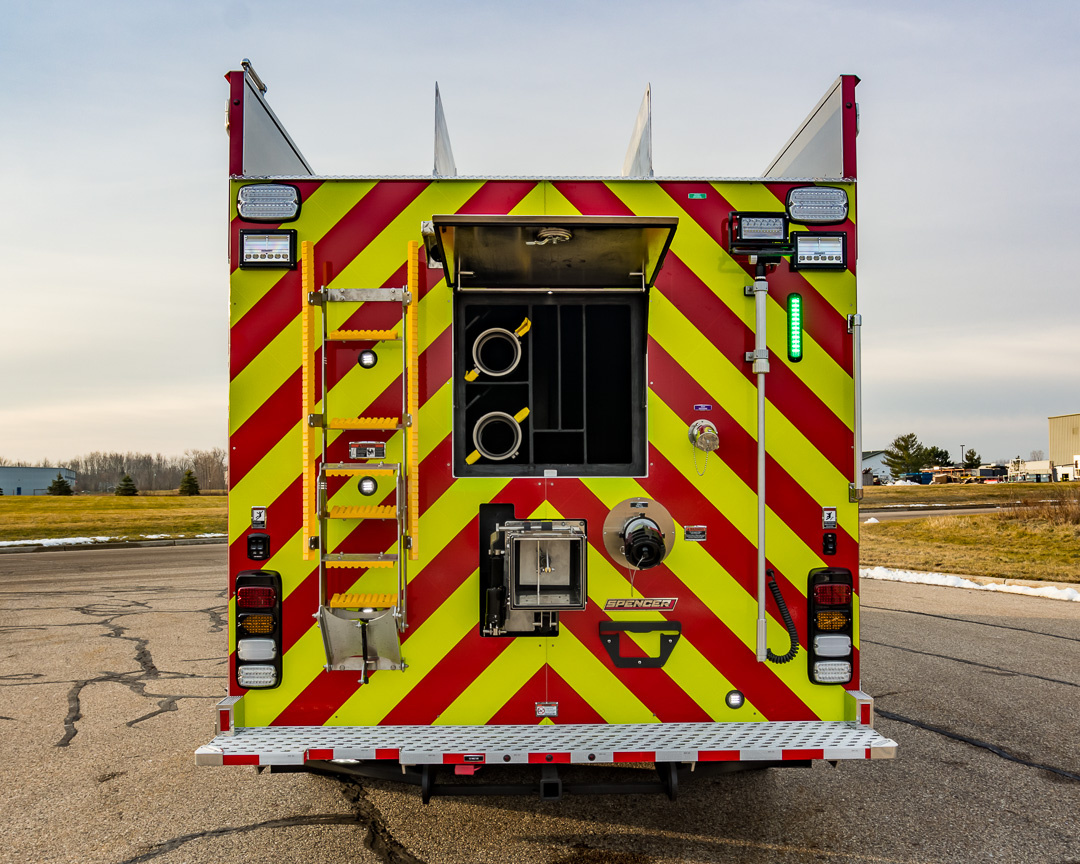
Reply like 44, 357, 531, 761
226, 177, 861, 737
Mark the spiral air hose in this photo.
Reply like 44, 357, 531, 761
765, 569, 800, 664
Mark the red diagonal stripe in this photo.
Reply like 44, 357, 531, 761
456, 180, 538, 215
488, 666, 606, 725
380, 630, 512, 726
229, 370, 302, 486
271, 670, 362, 726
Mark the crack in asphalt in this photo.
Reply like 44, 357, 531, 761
861, 604, 1080, 643
877, 709, 1080, 783
862, 639, 1080, 688
109, 778, 425, 864
111, 814, 363, 863
3, 592, 228, 748
343, 780, 427, 864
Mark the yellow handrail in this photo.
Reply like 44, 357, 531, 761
300, 240, 319, 562
406, 240, 420, 560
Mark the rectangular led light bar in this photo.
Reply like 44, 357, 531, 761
239, 229, 297, 269
787, 293, 803, 363
237, 183, 300, 222
728, 212, 792, 255
786, 186, 848, 224
792, 233, 847, 271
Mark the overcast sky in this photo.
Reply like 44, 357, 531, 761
2, 0, 1077, 466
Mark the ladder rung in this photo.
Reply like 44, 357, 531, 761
324, 466, 398, 477
329, 592, 397, 608
328, 417, 402, 430
324, 288, 406, 303
323, 462, 400, 473
327, 505, 397, 520
328, 329, 400, 341
324, 553, 399, 569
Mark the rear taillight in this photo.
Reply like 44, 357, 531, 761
815, 610, 848, 631
234, 570, 282, 690
237, 586, 276, 608
238, 613, 274, 635
808, 568, 854, 685
814, 583, 851, 605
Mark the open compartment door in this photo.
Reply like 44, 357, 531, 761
430, 215, 677, 290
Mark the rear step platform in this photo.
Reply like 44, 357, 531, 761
197, 719, 896, 767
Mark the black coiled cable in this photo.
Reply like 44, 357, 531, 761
765, 569, 800, 664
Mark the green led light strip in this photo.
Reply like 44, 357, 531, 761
787, 293, 803, 362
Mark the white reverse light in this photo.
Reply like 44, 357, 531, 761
237, 664, 278, 688
786, 187, 848, 224
237, 184, 300, 221
812, 660, 852, 684
236, 638, 277, 662
812, 634, 852, 657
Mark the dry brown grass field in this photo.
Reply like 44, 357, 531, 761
860, 484, 1080, 583
0, 495, 227, 542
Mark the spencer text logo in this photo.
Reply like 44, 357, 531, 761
604, 598, 678, 611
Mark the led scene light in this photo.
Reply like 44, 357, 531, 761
237, 184, 300, 221
786, 186, 848, 224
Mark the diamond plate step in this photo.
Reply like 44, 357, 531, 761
197, 720, 897, 767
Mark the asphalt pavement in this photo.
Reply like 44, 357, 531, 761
1, 545, 1077, 864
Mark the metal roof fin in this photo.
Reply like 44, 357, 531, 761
434, 83, 458, 177
229, 59, 313, 176
621, 84, 653, 178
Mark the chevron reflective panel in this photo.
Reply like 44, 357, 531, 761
225, 177, 863, 738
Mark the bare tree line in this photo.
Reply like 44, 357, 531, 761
0, 449, 227, 492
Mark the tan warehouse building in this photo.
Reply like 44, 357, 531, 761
1049, 413, 1080, 477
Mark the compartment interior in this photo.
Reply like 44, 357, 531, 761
454, 293, 646, 477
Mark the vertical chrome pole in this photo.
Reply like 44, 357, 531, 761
849, 314, 863, 503
747, 263, 770, 662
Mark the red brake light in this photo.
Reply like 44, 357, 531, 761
814, 583, 851, 605
237, 586, 276, 608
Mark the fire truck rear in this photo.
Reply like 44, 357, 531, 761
196, 62, 896, 800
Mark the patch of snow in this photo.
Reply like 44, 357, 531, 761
863, 517, 879, 524
140, 534, 172, 540
861, 566, 1080, 602
0, 536, 115, 547
888, 480, 921, 486
195, 533, 226, 538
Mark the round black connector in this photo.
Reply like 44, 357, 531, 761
623, 517, 665, 569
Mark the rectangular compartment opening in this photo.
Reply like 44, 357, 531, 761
454, 293, 646, 477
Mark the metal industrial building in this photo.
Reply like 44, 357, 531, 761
1048, 413, 1080, 477
0, 466, 77, 496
